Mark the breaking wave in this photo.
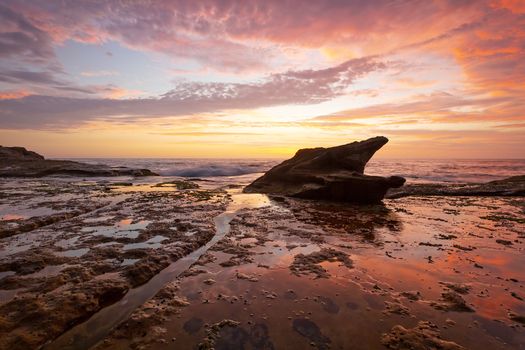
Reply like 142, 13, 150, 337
159, 164, 271, 177
69, 158, 525, 183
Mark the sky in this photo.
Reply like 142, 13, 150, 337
0, 0, 524, 158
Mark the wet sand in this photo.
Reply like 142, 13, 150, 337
0, 175, 524, 349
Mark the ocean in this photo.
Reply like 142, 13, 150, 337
65, 158, 525, 184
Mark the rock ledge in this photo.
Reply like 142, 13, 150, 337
0, 146, 158, 177
244, 136, 405, 203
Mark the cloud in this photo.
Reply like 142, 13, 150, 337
0, 56, 384, 129
0, 3, 55, 65
313, 91, 524, 124
0, 89, 30, 100
0, 1, 520, 76
1, 0, 524, 156
0, 0, 490, 72
0, 69, 58, 84
1, 1, 522, 85
80, 70, 119, 77
0, 69, 106, 97
162, 57, 384, 105
494, 122, 525, 129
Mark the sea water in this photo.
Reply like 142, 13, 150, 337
63, 158, 525, 184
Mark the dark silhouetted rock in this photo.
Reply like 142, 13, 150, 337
244, 136, 405, 203
0, 146, 44, 161
0, 146, 158, 177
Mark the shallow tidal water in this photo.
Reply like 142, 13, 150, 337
0, 174, 524, 349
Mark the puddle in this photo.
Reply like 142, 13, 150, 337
227, 192, 271, 211
96, 195, 525, 350
83, 216, 114, 223
0, 230, 51, 258
111, 184, 178, 192
121, 259, 139, 266
4, 178, 525, 350
184, 229, 197, 237
123, 235, 168, 250
0, 271, 15, 280
46, 190, 272, 350
55, 236, 80, 249
0, 208, 59, 221
56, 248, 89, 257
95, 242, 122, 248
1, 214, 26, 221
81, 219, 150, 239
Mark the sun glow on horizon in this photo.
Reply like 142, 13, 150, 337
0, 1, 524, 158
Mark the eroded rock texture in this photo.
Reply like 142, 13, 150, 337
387, 175, 525, 198
244, 136, 405, 203
0, 146, 157, 177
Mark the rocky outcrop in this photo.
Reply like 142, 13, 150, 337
0, 146, 158, 177
0, 146, 44, 161
244, 136, 405, 203
386, 175, 525, 198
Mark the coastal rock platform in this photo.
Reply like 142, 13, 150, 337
387, 175, 525, 198
0, 175, 524, 350
0, 146, 157, 177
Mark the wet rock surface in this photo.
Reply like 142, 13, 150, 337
88, 186, 525, 350
0, 146, 157, 177
293, 318, 331, 349
290, 247, 353, 278
381, 321, 465, 350
244, 136, 405, 203
1, 174, 525, 350
387, 175, 525, 198
0, 176, 227, 349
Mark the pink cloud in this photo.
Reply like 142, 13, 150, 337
0, 0, 524, 144
0, 3, 55, 65
313, 91, 525, 125
0, 56, 384, 128
0, 89, 30, 100
0, 1, 489, 70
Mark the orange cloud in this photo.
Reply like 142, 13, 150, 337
491, 0, 525, 13
1, 1, 524, 158
0, 90, 30, 100
104, 87, 144, 99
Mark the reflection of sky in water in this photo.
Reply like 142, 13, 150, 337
0, 271, 15, 280
112, 184, 179, 193
1, 175, 524, 349
121, 259, 139, 266
54, 236, 79, 249
166, 194, 525, 349
0, 205, 62, 221
1, 214, 26, 221
226, 191, 271, 213
123, 235, 168, 250
56, 248, 89, 257
81, 219, 150, 239
83, 216, 114, 223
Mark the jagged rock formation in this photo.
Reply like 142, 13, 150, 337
0, 146, 158, 177
244, 136, 405, 203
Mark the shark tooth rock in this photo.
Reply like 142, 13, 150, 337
244, 136, 405, 203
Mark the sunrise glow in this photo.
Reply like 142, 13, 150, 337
1, 1, 524, 158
